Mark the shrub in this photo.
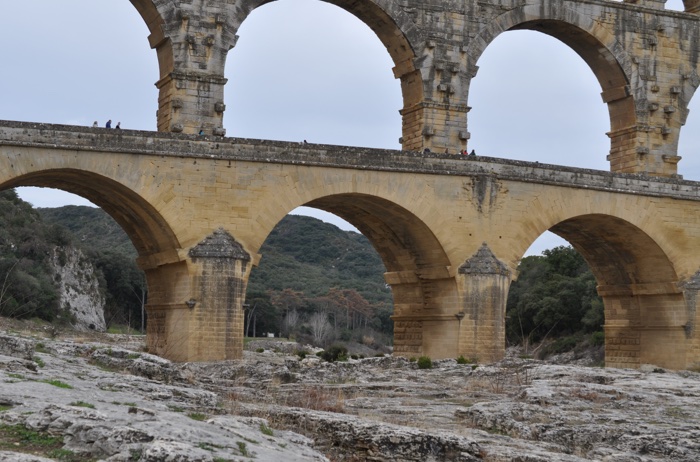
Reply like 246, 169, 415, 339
456, 355, 468, 364
590, 331, 605, 346
339, 330, 352, 341
417, 356, 432, 369
296, 350, 308, 360
539, 335, 580, 358
255, 348, 264, 353
319, 345, 348, 362
260, 422, 274, 436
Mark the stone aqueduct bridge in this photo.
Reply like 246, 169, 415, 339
5, 0, 700, 369
2, 121, 700, 370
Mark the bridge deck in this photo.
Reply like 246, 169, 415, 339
1, 120, 699, 202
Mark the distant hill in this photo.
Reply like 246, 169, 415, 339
247, 215, 391, 306
38, 206, 136, 257
38, 206, 392, 307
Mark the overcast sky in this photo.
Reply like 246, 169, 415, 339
1, 0, 697, 257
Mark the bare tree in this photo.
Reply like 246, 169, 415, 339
271, 289, 304, 336
244, 302, 256, 337
309, 312, 332, 346
282, 308, 300, 338
130, 285, 147, 333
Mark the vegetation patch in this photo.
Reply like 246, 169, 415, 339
197, 442, 223, 451
41, 379, 73, 389
0, 423, 94, 461
417, 356, 433, 369
285, 386, 346, 413
35, 342, 49, 353
319, 345, 348, 363
506, 246, 604, 355
259, 422, 274, 436
236, 441, 250, 457
540, 335, 581, 357
69, 401, 95, 409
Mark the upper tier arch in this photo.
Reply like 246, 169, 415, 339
466, 5, 636, 173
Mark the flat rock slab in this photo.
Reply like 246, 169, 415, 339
1, 331, 700, 461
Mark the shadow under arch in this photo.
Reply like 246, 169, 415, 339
1, 169, 180, 257
468, 7, 636, 171
305, 193, 450, 274
285, 193, 458, 357
544, 214, 687, 368
550, 214, 677, 287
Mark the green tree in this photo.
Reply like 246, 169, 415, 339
506, 246, 603, 348
91, 250, 146, 330
0, 190, 61, 322
244, 291, 278, 337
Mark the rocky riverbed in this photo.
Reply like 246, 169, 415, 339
0, 326, 699, 461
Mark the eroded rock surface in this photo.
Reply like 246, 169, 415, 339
49, 246, 106, 332
1, 331, 699, 461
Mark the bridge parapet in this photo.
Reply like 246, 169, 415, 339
2, 121, 699, 202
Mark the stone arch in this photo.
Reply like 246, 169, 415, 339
129, 0, 423, 138
227, 0, 423, 145
304, 193, 450, 274
231, 0, 421, 94
255, 192, 457, 357
549, 214, 677, 288
325, 0, 423, 110
128, 0, 173, 80
539, 214, 687, 368
1, 168, 188, 356
467, 4, 636, 171
1, 169, 179, 257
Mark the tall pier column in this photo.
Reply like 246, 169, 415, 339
146, 228, 250, 362
186, 228, 251, 361
456, 243, 511, 363
599, 280, 693, 369
682, 271, 700, 369
387, 268, 461, 359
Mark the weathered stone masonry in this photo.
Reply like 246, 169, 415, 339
130, 0, 700, 177
3, 121, 700, 369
